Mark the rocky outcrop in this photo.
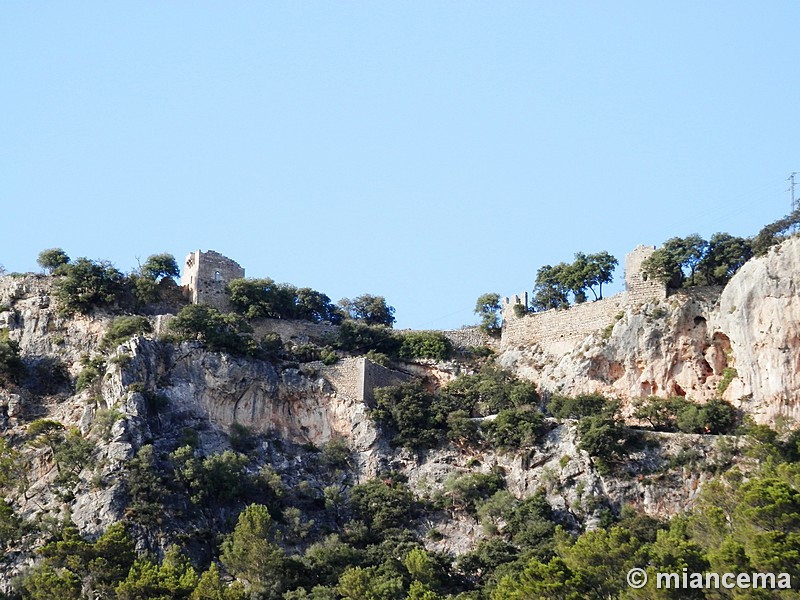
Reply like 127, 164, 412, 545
0, 237, 798, 585
402, 424, 738, 555
712, 237, 800, 423
500, 237, 800, 426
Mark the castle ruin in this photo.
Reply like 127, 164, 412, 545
500, 246, 667, 354
181, 250, 245, 312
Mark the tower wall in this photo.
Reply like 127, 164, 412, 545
181, 250, 245, 312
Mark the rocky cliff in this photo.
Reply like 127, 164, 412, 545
0, 239, 797, 590
500, 236, 800, 427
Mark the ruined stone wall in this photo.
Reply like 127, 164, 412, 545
321, 357, 411, 406
322, 357, 364, 403
362, 359, 413, 405
439, 327, 497, 350
500, 246, 667, 354
251, 319, 339, 346
394, 327, 496, 351
501, 295, 627, 354
625, 245, 667, 304
181, 250, 245, 312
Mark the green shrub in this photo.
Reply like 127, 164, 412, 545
548, 393, 611, 419
75, 356, 106, 392
108, 354, 131, 367
170, 446, 250, 506
228, 278, 342, 323
168, 304, 258, 357
0, 499, 24, 549
717, 367, 738, 395
92, 409, 122, 441
677, 398, 737, 434
364, 350, 391, 367
349, 479, 416, 534
54, 257, 127, 315
443, 468, 506, 514
260, 332, 283, 358
338, 294, 395, 327
752, 208, 800, 255
320, 347, 338, 365
632, 395, 691, 431
437, 365, 539, 416
474, 293, 502, 335
632, 396, 737, 435
482, 406, 546, 451
289, 343, 321, 362
330, 320, 401, 356
124, 445, 169, 527
372, 382, 440, 449
229, 422, 255, 453
0, 329, 25, 384
398, 331, 452, 361
52, 428, 95, 490
446, 410, 480, 445
26, 419, 65, 448
37, 248, 70, 273
100, 316, 152, 351
0, 438, 24, 494
140, 253, 179, 281
178, 427, 200, 448
578, 414, 628, 462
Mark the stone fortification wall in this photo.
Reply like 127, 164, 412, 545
502, 296, 627, 354
361, 359, 412, 405
439, 327, 497, 349
500, 246, 666, 354
321, 357, 411, 406
181, 250, 245, 312
625, 245, 667, 304
251, 319, 339, 346
322, 357, 364, 404
395, 327, 496, 350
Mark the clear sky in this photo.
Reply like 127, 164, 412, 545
3, 3, 798, 330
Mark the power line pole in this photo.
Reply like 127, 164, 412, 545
789, 172, 799, 234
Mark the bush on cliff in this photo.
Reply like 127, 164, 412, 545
168, 304, 258, 357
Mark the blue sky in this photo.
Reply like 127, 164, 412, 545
2, 3, 798, 329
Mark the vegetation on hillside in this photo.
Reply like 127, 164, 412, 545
227, 278, 343, 323
642, 209, 800, 289
531, 251, 618, 312
370, 366, 542, 451
2, 226, 800, 599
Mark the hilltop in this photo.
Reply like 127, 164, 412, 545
0, 235, 799, 598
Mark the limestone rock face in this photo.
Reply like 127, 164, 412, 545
712, 238, 800, 423
500, 290, 728, 408
500, 237, 800, 426
404, 424, 732, 556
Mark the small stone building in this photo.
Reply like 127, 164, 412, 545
181, 250, 245, 312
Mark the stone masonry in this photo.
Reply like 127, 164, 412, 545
181, 250, 245, 312
500, 246, 667, 354
323, 357, 412, 406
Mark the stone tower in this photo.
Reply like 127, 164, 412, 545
624, 245, 667, 303
181, 250, 245, 312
